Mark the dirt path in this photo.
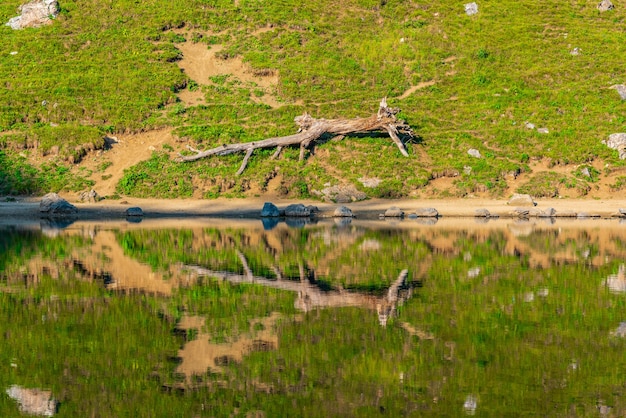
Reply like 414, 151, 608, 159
80, 129, 175, 197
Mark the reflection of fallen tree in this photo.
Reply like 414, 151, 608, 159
179, 251, 415, 327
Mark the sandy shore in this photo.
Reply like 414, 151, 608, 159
1, 196, 626, 220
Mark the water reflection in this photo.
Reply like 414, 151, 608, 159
1, 218, 626, 415
604, 264, 626, 293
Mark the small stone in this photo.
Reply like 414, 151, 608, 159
598, 0, 614, 12
610, 84, 626, 100
260, 202, 280, 217
570, 47, 581, 56
525, 122, 535, 130
384, 206, 404, 218
125, 207, 143, 217
467, 148, 481, 158
414, 207, 439, 218
538, 207, 556, 218
333, 206, 353, 218
475, 208, 491, 218
537, 127, 549, 134
580, 167, 591, 178
463, 166, 472, 175
508, 193, 536, 207
464, 2, 478, 16
358, 177, 381, 188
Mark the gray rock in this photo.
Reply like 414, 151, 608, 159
612, 322, 626, 337
307, 205, 320, 214
537, 207, 556, 218
6, 0, 59, 29
605, 133, 626, 160
570, 47, 581, 56
537, 127, 549, 134
610, 84, 626, 100
525, 121, 536, 130
333, 206, 353, 218
414, 207, 439, 218
358, 177, 381, 188
475, 208, 491, 218
6, 385, 57, 417
511, 208, 530, 218
464, 2, 478, 15
598, 0, 614, 11
384, 206, 404, 218
468, 148, 481, 158
580, 167, 591, 178
39, 193, 77, 215
319, 184, 367, 203
261, 202, 280, 217
284, 203, 310, 217
125, 207, 144, 217
508, 193, 536, 207
577, 212, 600, 219
78, 189, 101, 203
619, 208, 626, 217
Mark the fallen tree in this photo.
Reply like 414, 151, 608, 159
177, 98, 414, 175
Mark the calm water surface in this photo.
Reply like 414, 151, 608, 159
1, 216, 626, 416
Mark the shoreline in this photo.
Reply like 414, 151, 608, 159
1, 196, 626, 221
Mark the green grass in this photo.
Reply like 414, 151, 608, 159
1, 0, 625, 197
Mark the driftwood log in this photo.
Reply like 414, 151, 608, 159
177, 98, 413, 175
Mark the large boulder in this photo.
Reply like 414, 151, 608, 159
6, 0, 59, 30
39, 193, 77, 216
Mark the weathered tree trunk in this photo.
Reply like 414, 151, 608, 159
177, 98, 414, 175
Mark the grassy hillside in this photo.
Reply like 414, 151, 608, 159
1, 0, 625, 199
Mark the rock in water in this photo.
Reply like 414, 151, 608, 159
39, 193, 77, 215
125, 207, 144, 217
384, 206, 404, 218
260, 202, 280, 217
333, 206, 353, 218
414, 208, 439, 218
284, 204, 310, 217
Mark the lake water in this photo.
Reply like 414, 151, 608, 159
1, 216, 626, 416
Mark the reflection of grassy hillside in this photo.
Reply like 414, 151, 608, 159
1, 225, 626, 414
1, 1, 625, 197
